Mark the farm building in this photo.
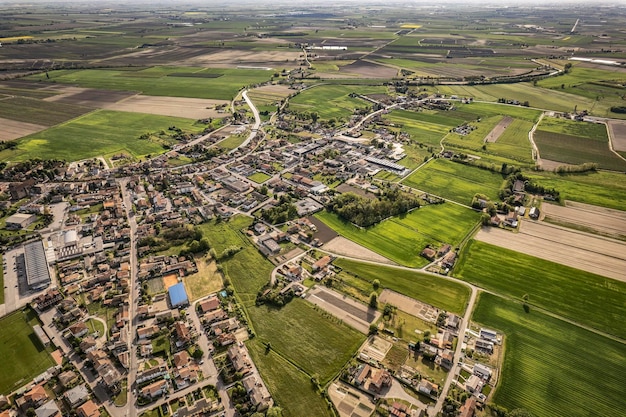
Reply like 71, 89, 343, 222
5, 213, 37, 230
529, 207, 540, 219
24, 240, 52, 291
168, 282, 189, 308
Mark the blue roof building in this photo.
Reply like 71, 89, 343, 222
168, 282, 189, 308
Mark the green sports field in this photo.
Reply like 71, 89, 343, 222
1, 110, 206, 163
456, 240, 626, 339
473, 293, 626, 417
0, 309, 56, 394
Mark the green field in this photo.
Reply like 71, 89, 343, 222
525, 171, 626, 211
217, 134, 247, 151
248, 299, 365, 384
289, 84, 387, 121
384, 109, 451, 146
402, 158, 506, 204
27, 67, 272, 100
0, 96, 90, 126
452, 102, 542, 123
444, 115, 504, 152
534, 117, 625, 171
456, 240, 626, 339
487, 119, 534, 163
197, 216, 272, 306
0, 110, 206, 163
335, 258, 470, 314
315, 202, 479, 267
473, 293, 626, 417
0, 309, 56, 394
247, 341, 332, 417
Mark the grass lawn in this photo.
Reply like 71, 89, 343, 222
315, 203, 479, 267
1, 110, 207, 163
456, 240, 626, 339
402, 158, 506, 205
197, 216, 272, 306
218, 134, 247, 151
247, 172, 272, 184
525, 171, 626, 211
27, 67, 272, 100
247, 299, 365, 384
382, 310, 438, 343
335, 258, 470, 314
183, 257, 223, 302
85, 318, 105, 336
0, 309, 55, 394
247, 341, 332, 417
473, 293, 626, 417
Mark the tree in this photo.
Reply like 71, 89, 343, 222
369, 324, 379, 335
266, 407, 284, 417
508, 409, 535, 417
191, 347, 204, 360
265, 342, 272, 353
372, 279, 380, 290
369, 292, 378, 309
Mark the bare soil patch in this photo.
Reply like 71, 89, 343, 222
104, 95, 229, 119
378, 289, 440, 323
335, 183, 377, 199
44, 87, 135, 107
162, 274, 179, 289
475, 221, 626, 282
249, 84, 293, 98
542, 200, 626, 239
0, 117, 46, 141
339, 59, 398, 78
323, 237, 395, 265
306, 286, 380, 334
307, 215, 339, 243
484, 116, 513, 143
539, 158, 576, 171
607, 120, 626, 152
186, 49, 300, 68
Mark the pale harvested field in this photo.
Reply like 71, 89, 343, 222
542, 200, 626, 239
539, 158, 575, 171
339, 59, 398, 78
306, 286, 380, 334
186, 50, 300, 67
324, 236, 396, 265
475, 221, 626, 281
0, 117, 46, 141
607, 120, 626, 152
484, 116, 513, 143
378, 289, 440, 323
104, 95, 229, 119
44, 87, 135, 106
248, 84, 293, 98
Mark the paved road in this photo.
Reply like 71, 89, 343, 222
229, 90, 261, 153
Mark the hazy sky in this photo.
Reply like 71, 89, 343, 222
0, 0, 623, 4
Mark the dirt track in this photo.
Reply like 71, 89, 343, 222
542, 201, 626, 239
0, 117, 46, 141
475, 221, 626, 282
323, 236, 395, 264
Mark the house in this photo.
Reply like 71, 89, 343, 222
529, 206, 540, 219
242, 375, 273, 409
475, 339, 494, 354
228, 344, 252, 375
198, 296, 220, 313
446, 314, 460, 330
16, 384, 48, 411
175, 321, 191, 344
479, 328, 497, 342
421, 247, 436, 261
465, 374, 483, 394
35, 400, 60, 417
173, 351, 191, 369
137, 325, 160, 340
64, 384, 89, 407
140, 379, 169, 399
136, 366, 169, 385
77, 400, 100, 417
80, 336, 98, 353
312, 255, 332, 272
473, 363, 492, 381
418, 379, 439, 397
437, 244, 451, 257
58, 370, 79, 389
459, 397, 477, 417
68, 322, 89, 338
441, 251, 457, 269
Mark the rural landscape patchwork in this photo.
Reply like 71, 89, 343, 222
1, 1, 626, 417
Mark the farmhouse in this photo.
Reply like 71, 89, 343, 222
77, 400, 100, 417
